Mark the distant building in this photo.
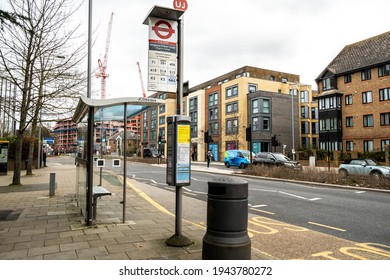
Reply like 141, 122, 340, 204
52, 118, 77, 153
315, 31, 390, 154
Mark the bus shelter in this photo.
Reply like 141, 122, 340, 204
72, 96, 164, 226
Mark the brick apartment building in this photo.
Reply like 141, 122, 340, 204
315, 31, 390, 155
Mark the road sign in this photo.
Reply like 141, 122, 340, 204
148, 17, 178, 93
173, 0, 188, 11
152, 20, 175, 40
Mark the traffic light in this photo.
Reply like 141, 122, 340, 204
158, 135, 162, 145
204, 131, 209, 144
246, 126, 252, 142
102, 130, 106, 143
271, 135, 280, 147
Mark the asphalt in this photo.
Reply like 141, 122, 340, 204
0, 157, 268, 260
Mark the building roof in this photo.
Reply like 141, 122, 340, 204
316, 31, 390, 80
72, 96, 165, 123
189, 66, 300, 93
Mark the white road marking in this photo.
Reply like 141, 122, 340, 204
279, 191, 321, 201
248, 204, 268, 208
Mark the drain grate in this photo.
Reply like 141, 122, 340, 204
0, 209, 23, 221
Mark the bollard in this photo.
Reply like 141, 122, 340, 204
49, 173, 56, 197
202, 177, 251, 260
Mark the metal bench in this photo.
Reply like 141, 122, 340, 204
92, 186, 112, 220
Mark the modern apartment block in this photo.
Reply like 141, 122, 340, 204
139, 66, 319, 162
315, 31, 390, 154
187, 66, 319, 161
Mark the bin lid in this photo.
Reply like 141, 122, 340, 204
208, 177, 248, 199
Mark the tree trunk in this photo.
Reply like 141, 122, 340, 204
26, 137, 35, 175
12, 130, 23, 185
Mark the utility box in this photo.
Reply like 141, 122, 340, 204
166, 115, 191, 187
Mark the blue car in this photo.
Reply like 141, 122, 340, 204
224, 150, 250, 169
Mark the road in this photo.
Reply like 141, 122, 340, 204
115, 161, 390, 246
49, 156, 390, 259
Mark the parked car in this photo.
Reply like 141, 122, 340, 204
224, 150, 250, 169
338, 159, 390, 179
241, 150, 256, 163
143, 148, 160, 158
253, 152, 302, 171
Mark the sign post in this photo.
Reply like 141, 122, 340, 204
166, 115, 192, 246
0, 141, 9, 176
144, 6, 190, 247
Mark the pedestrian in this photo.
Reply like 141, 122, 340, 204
43, 148, 47, 167
206, 150, 213, 168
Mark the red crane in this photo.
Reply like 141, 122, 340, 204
136, 62, 146, 98
96, 12, 114, 99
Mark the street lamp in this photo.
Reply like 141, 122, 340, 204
290, 86, 297, 160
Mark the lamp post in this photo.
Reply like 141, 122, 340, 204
291, 87, 296, 160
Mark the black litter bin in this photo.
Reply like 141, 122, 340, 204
202, 177, 251, 260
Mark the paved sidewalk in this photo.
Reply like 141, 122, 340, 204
0, 159, 266, 260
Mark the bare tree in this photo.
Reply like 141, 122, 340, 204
0, 0, 87, 183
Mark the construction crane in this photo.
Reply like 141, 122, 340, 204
96, 12, 114, 99
136, 62, 147, 98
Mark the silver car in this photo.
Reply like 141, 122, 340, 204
338, 158, 390, 179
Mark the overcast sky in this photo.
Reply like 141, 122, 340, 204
85, 0, 389, 98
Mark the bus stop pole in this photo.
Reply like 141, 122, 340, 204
122, 103, 127, 223
86, 0, 93, 226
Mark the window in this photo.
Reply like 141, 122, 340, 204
378, 64, 390, 77
248, 84, 257, 93
345, 94, 353, 105
252, 117, 259, 131
252, 99, 259, 114
159, 105, 165, 114
364, 140, 374, 152
159, 93, 167, 99
312, 122, 319, 134
363, 114, 374, 127
322, 77, 334, 90
320, 118, 341, 131
301, 106, 309, 118
190, 111, 198, 123
362, 91, 372, 104
226, 101, 238, 114
208, 92, 218, 106
346, 141, 354, 151
226, 119, 238, 134
226, 85, 238, 98
189, 97, 197, 111
209, 122, 218, 135
263, 117, 270, 131
380, 88, 390, 101
300, 91, 309, 103
380, 112, 390, 126
311, 107, 318, 119
361, 69, 371, 81
381, 140, 390, 151
151, 108, 157, 118
344, 74, 352, 83
252, 116, 270, 131
262, 99, 270, 113
159, 116, 165, 125
346, 117, 354, 127
252, 98, 270, 114
301, 122, 309, 134
208, 108, 218, 121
